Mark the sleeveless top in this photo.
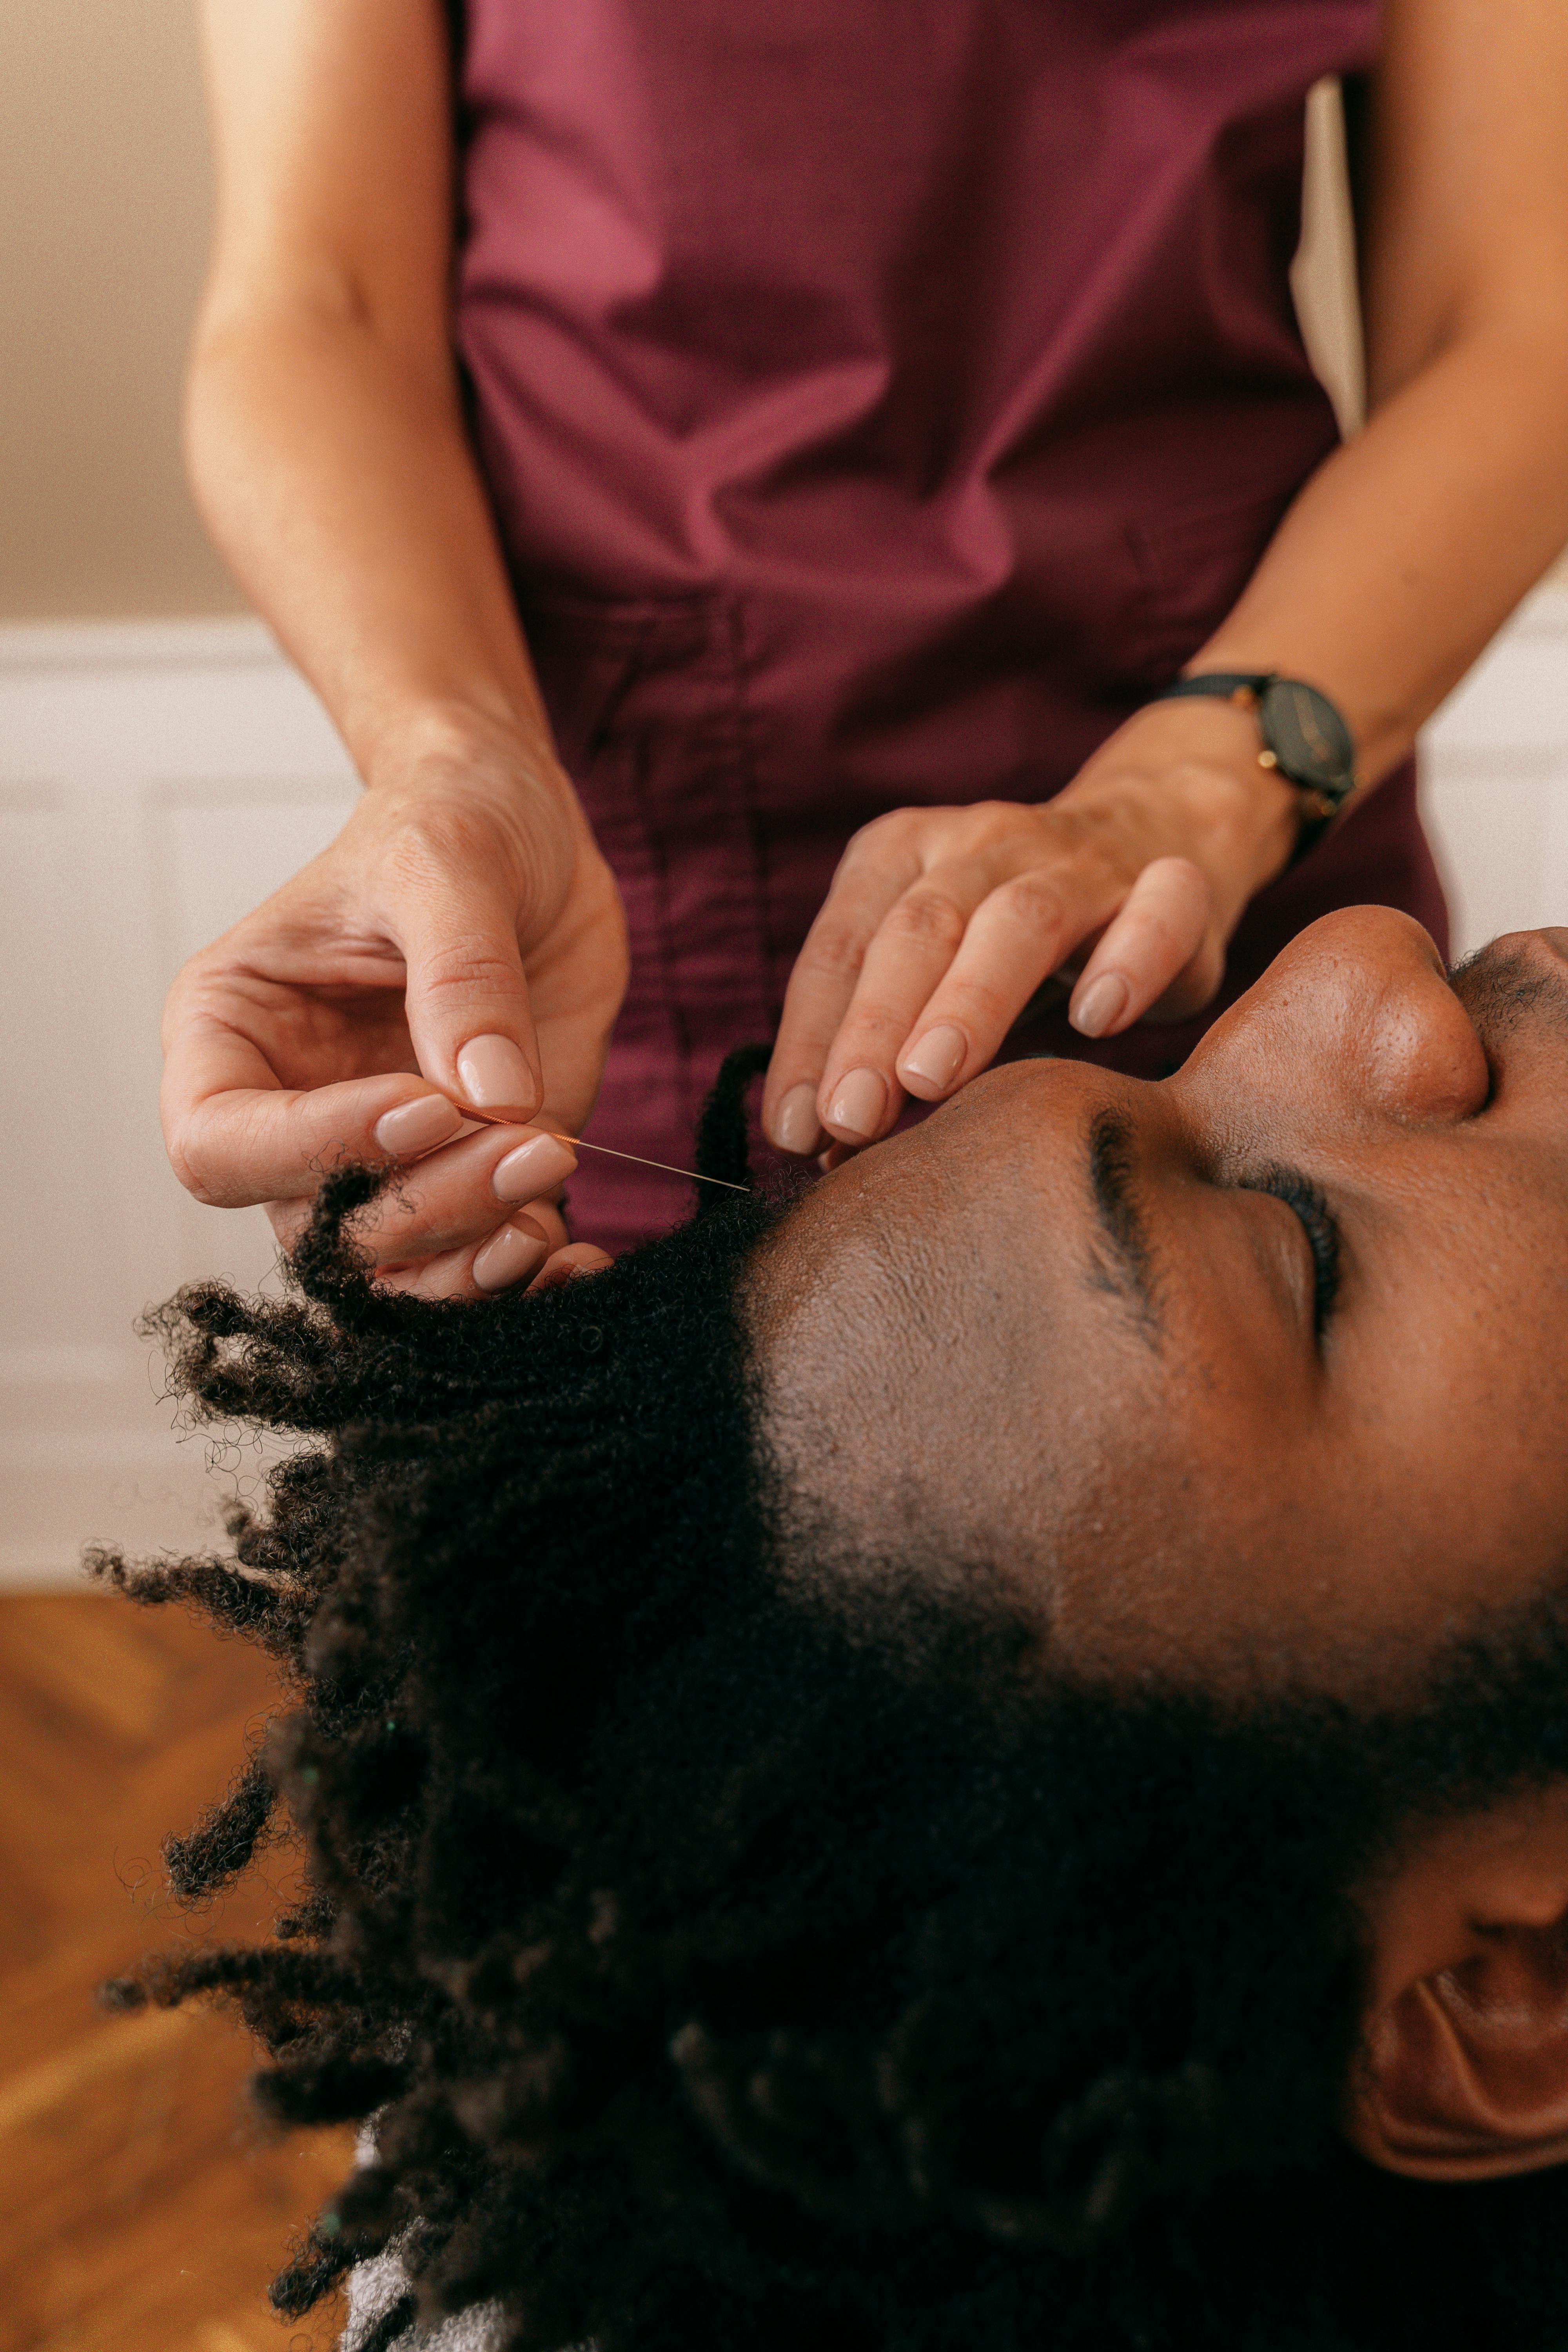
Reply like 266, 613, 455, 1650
448, 0, 1446, 1249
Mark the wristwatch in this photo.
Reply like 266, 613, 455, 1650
1149, 673, 1357, 860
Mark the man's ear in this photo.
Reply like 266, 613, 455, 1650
1348, 1791, 1568, 2182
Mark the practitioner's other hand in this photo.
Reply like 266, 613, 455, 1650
161, 725, 629, 1294
762, 695, 1301, 1154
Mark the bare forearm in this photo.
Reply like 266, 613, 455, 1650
1198, 324, 1568, 785
186, 304, 557, 790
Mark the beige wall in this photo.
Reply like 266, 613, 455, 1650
0, 25, 1534, 620
0, 16, 1381, 625
0, 0, 243, 617
2, 22, 1359, 624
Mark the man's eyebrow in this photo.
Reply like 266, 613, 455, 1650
1085, 1107, 1161, 1337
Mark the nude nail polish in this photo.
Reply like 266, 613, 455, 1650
772, 1082, 824, 1156
374, 1095, 463, 1158
826, 1067, 887, 1141
472, 1219, 550, 1294
492, 1131, 578, 1202
1071, 973, 1130, 1038
456, 1034, 536, 1115
899, 1024, 966, 1091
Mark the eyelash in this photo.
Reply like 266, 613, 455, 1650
1249, 1169, 1342, 1337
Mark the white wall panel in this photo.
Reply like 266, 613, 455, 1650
148, 779, 357, 974
1420, 768, 1564, 957
0, 623, 354, 1582
0, 792, 113, 1368
1421, 583, 1568, 958
2, 601, 1566, 1585
1422, 596, 1568, 758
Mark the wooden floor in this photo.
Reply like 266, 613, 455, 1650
0, 1593, 356, 2352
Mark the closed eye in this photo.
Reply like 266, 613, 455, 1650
1247, 1167, 1342, 1338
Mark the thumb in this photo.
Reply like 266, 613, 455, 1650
396, 876, 544, 1122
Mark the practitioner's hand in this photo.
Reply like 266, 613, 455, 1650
373, 1190, 615, 1303
161, 724, 629, 1296
762, 696, 1301, 1154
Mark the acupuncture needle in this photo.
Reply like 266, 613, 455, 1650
451, 1100, 749, 1192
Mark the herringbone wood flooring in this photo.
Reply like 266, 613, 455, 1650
0, 1593, 356, 2352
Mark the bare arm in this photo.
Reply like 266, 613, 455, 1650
766, 0, 1568, 1152
165, 0, 625, 1296
1198, 0, 1568, 777
188, 0, 539, 779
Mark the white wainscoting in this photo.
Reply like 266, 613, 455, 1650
0, 620, 356, 1586
2, 596, 1566, 1587
1420, 589, 1568, 950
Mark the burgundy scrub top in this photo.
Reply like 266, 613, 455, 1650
449, 0, 1446, 1250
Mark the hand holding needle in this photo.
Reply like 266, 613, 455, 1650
452, 1102, 749, 1192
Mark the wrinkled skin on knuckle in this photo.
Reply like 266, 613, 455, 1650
837, 986, 918, 1042
378, 779, 574, 903
377, 804, 513, 896
945, 967, 1024, 1035
170, 1112, 286, 1209
800, 917, 870, 987
163, 943, 262, 1039
995, 868, 1073, 940
410, 932, 530, 1002
884, 887, 968, 955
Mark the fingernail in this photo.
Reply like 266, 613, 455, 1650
1071, 973, 1131, 1038
771, 1082, 824, 1156
472, 1218, 550, 1294
825, 1067, 888, 1142
899, 1024, 966, 1092
456, 1034, 536, 1115
492, 1130, 578, 1202
374, 1094, 464, 1158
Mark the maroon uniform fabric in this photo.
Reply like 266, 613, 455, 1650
450, 0, 1446, 1248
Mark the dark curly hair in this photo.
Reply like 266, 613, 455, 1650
93, 1049, 1568, 2352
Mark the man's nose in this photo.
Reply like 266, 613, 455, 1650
1188, 907, 1492, 1131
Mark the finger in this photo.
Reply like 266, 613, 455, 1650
880, 866, 1096, 1106
375, 1198, 575, 1302
815, 861, 1029, 1140
259, 1104, 571, 1264
376, 1213, 551, 1301
378, 1222, 608, 1304
474, 1210, 552, 1296
345, 1125, 578, 1266
163, 1047, 466, 1210
528, 1242, 614, 1290
393, 864, 545, 1122
1067, 858, 1214, 1038
763, 829, 926, 1154
268, 1125, 575, 1270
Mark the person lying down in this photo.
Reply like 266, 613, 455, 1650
98, 904, 1568, 2352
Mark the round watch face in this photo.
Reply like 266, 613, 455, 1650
1258, 678, 1356, 803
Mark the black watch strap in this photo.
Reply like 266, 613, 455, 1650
1150, 673, 1357, 862
1158, 672, 1274, 708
